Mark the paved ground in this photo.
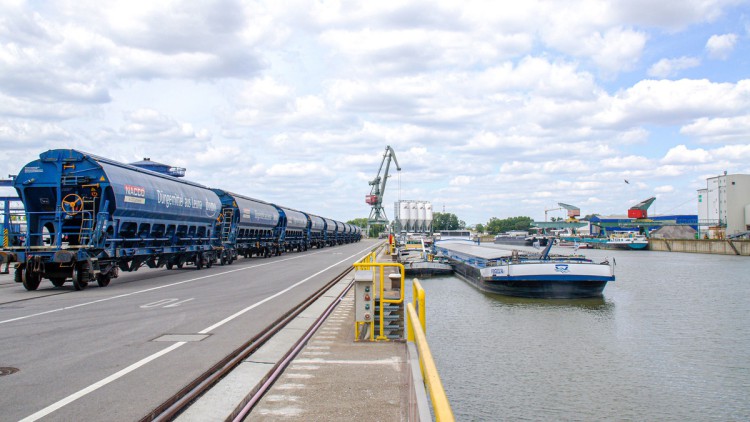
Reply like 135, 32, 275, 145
251, 287, 409, 421
0, 240, 378, 422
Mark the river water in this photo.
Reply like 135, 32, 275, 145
413, 245, 750, 421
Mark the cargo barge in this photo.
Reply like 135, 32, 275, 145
433, 240, 615, 298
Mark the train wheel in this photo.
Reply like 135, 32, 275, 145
196, 255, 203, 270
14, 267, 23, 283
50, 277, 66, 287
22, 267, 41, 291
177, 262, 184, 269
72, 265, 89, 291
206, 259, 213, 268
96, 274, 111, 287
166, 262, 174, 270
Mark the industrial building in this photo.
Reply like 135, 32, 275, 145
588, 215, 698, 237
697, 173, 750, 238
393, 200, 433, 233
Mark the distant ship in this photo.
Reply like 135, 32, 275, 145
493, 232, 552, 247
559, 233, 649, 251
434, 240, 615, 299
603, 232, 649, 250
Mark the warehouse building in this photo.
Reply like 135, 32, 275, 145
697, 173, 750, 238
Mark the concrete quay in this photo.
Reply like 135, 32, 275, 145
178, 254, 428, 421
649, 238, 750, 255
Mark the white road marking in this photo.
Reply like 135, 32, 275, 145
1, 248, 334, 325
19, 342, 186, 422
294, 357, 404, 366
18, 244, 377, 421
285, 373, 314, 379
140, 298, 195, 308
198, 248, 368, 334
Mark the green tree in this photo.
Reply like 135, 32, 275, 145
484, 216, 534, 235
475, 223, 485, 234
346, 218, 385, 237
432, 212, 462, 231
367, 224, 386, 238
347, 217, 368, 228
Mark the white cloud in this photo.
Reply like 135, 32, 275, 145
449, 175, 472, 186
705, 33, 738, 59
648, 56, 701, 78
681, 115, 750, 143
662, 144, 710, 164
608, 0, 738, 28
593, 79, 750, 127
600, 155, 654, 169
654, 185, 674, 193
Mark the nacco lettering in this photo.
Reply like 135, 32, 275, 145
125, 184, 146, 197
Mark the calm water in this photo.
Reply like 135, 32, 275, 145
412, 246, 750, 421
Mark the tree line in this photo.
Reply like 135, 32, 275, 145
348, 213, 537, 237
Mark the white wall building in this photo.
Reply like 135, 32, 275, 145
698, 173, 750, 237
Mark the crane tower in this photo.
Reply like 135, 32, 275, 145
366, 146, 401, 227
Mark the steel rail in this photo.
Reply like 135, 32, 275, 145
232, 268, 356, 421
140, 265, 355, 422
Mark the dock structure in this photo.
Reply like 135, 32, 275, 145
178, 245, 449, 421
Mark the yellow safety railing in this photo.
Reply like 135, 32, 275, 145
407, 279, 426, 339
357, 249, 378, 271
352, 260, 405, 341
407, 279, 454, 421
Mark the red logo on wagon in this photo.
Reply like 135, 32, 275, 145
125, 184, 146, 197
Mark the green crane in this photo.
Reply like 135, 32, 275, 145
366, 146, 401, 228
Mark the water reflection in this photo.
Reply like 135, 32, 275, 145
423, 250, 750, 421
484, 292, 614, 312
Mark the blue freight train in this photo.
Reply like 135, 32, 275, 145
0, 149, 361, 291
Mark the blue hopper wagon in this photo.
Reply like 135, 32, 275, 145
3, 149, 224, 290
306, 213, 326, 249
0, 149, 363, 291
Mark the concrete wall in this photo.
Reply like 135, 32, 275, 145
650, 239, 750, 256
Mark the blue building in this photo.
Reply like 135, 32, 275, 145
589, 214, 698, 237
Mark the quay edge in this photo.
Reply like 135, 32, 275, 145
649, 239, 750, 256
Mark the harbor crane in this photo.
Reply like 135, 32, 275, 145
366, 145, 401, 227
544, 202, 581, 222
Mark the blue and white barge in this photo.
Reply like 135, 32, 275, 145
433, 240, 615, 298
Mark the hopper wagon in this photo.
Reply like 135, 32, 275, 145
4, 149, 222, 290
277, 206, 309, 252
305, 213, 326, 249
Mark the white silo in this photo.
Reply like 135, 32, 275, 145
424, 202, 433, 232
417, 202, 426, 232
409, 201, 418, 232
398, 201, 410, 232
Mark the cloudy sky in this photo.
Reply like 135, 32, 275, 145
1, 0, 749, 225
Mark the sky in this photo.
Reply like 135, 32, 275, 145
1, 0, 749, 226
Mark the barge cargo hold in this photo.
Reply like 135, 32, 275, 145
433, 240, 615, 299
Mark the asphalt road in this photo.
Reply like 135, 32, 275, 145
0, 239, 379, 422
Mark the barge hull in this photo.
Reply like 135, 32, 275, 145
452, 259, 609, 299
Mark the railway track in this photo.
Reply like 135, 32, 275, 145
140, 264, 356, 421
